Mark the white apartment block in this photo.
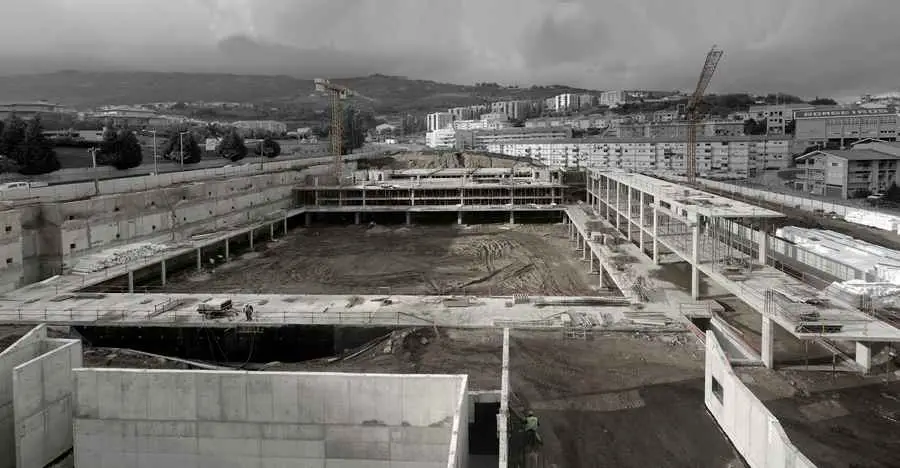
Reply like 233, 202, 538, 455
452, 119, 511, 131
599, 91, 627, 107
427, 112, 455, 132
425, 128, 457, 149
486, 137, 791, 177
553, 94, 579, 112
491, 100, 530, 120
448, 105, 487, 121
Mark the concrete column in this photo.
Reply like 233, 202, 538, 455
691, 222, 700, 300
406, 211, 412, 225
354, 212, 361, 225
758, 232, 768, 265
639, 192, 646, 253
598, 264, 608, 287
605, 176, 610, 220
627, 186, 633, 241
615, 183, 621, 232
160, 259, 167, 286
761, 316, 775, 368
225, 238, 230, 262
304, 213, 311, 227
249, 229, 254, 250
589, 253, 594, 273
196, 248, 202, 272
457, 211, 463, 225
283, 217, 288, 235
128, 270, 134, 293
652, 207, 659, 264
856, 342, 873, 373
582, 237, 587, 260
509, 211, 515, 224
270, 223, 275, 240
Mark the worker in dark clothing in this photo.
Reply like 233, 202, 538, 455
522, 410, 542, 447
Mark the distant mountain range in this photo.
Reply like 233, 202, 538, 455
0, 70, 599, 114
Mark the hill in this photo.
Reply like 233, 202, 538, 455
0, 71, 600, 114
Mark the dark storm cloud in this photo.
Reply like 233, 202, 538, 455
1, 0, 900, 98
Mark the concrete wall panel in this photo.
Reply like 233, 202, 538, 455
0, 325, 45, 468
705, 331, 815, 468
74, 370, 467, 468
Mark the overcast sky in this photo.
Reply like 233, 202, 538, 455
2, 0, 899, 100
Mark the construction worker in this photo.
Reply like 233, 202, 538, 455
522, 410, 542, 447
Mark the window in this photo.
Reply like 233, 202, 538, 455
5, 258, 11, 264
4, 226, 9, 232
711, 377, 724, 404
69, 243, 76, 250
831, 162, 839, 167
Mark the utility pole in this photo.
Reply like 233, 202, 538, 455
87, 147, 100, 195
179, 131, 189, 171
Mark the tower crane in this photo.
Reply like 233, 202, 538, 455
315, 78, 356, 183
685, 46, 724, 185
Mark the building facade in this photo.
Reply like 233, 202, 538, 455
490, 100, 531, 120
0, 101, 75, 120
425, 128, 457, 149
794, 108, 898, 148
794, 147, 900, 198
748, 104, 814, 135
427, 112, 455, 132
486, 136, 790, 176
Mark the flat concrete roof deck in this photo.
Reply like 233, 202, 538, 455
0, 293, 652, 329
304, 180, 566, 189
594, 170, 784, 219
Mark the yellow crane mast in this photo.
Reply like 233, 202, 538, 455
314, 78, 356, 183
685, 46, 724, 185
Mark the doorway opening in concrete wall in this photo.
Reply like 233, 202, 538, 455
470, 402, 501, 466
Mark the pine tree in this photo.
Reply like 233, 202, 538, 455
216, 129, 247, 162
17, 116, 61, 175
97, 126, 143, 170
254, 136, 281, 158
0, 114, 27, 160
162, 130, 202, 164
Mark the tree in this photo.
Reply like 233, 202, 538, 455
216, 129, 247, 162
743, 118, 767, 135
334, 106, 374, 155
0, 114, 26, 158
97, 127, 143, 170
254, 137, 281, 158
16, 116, 60, 175
809, 97, 838, 106
885, 182, 900, 202
162, 131, 202, 164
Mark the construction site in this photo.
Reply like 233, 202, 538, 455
0, 68, 899, 468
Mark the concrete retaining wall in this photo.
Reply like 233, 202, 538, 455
0, 325, 82, 468
705, 331, 815, 468
74, 369, 468, 468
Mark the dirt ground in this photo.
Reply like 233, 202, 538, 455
738, 366, 900, 468
508, 330, 744, 468
161, 224, 600, 296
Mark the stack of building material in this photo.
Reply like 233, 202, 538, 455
843, 209, 900, 234
622, 309, 672, 326
776, 226, 900, 283
71, 243, 171, 274
826, 280, 900, 309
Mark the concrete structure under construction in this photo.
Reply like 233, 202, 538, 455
74, 369, 469, 468
584, 169, 900, 372
0, 324, 82, 468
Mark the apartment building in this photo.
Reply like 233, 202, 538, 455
427, 112, 455, 132
447, 105, 488, 121
616, 120, 744, 139
491, 100, 531, 120
452, 119, 511, 131
486, 136, 790, 176
794, 146, 900, 198
795, 107, 898, 148
748, 103, 814, 135
456, 127, 572, 150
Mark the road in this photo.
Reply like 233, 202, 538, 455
0, 143, 396, 187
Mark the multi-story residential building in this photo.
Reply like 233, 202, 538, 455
457, 127, 572, 150
491, 100, 531, 120
486, 136, 790, 176
452, 119, 511, 131
427, 112, 455, 132
425, 128, 457, 149
553, 94, 579, 112
616, 120, 745, 139
578, 94, 597, 109
598, 90, 676, 108
794, 143, 900, 198
652, 110, 679, 122
447, 105, 488, 121
748, 103, 815, 135
794, 107, 898, 148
